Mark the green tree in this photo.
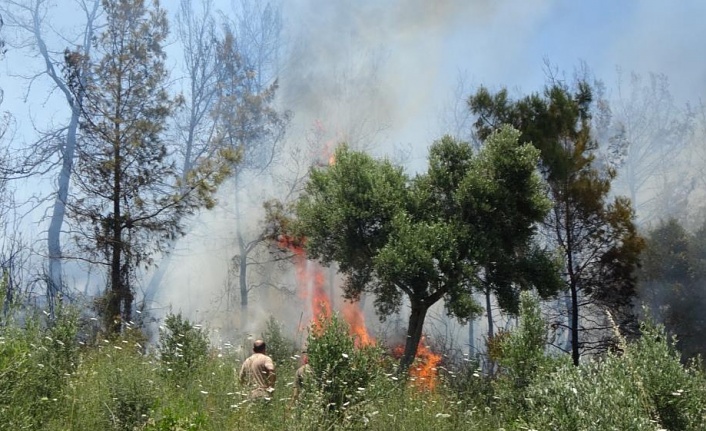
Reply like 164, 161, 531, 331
66, 0, 235, 333
469, 78, 645, 365
294, 126, 553, 370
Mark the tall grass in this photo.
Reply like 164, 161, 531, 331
1, 299, 704, 430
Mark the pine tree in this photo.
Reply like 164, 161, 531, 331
67, 0, 234, 333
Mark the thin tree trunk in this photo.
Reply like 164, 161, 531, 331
485, 288, 494, 339
467, 317, 475, 357
570, 283, 580, 366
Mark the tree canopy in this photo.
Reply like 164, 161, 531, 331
294, 125, 558, 369
470, 79, 645, 365
66, 0, 236, 333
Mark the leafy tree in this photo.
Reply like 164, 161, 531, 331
469, 78, 645, 365
293, 126, 553, 369
66, 0, 235, 333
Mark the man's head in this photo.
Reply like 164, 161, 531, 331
253, 339, 267, 354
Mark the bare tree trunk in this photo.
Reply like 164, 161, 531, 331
570, 283, 580, 366
47, 110, 80, 313
467, 317, 475, 357
485, 288, 494, 339
1, 0, 101, 316
400, 301, 428, 372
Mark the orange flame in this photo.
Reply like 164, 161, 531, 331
276, 234, 372, 344
341, 301, 374, 347
274, 120, 372, 344
411, 337, 442, 391
392, 336, 441, 391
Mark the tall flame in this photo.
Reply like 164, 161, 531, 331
277, 234, 372, 345
274, 120, 374, 344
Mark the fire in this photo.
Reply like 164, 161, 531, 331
341, 300, 374, 347
411, 337, 442, 391
273, 120, 373, 345
276, 234, 372, 344
393, 336, 442, 391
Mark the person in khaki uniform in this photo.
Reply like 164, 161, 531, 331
239, 339, 276, 399
292, 353, 312, 403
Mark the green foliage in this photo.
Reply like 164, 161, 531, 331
0, 304, 705, 430
66, 0, 235, 334
61, 336, 158, 430
470, 78, 645, 364
639, 217, 706, 361
0, 307, 79, 430
496, 292, 552, 392
628, 317, 706, 430
159, 312, 209, 380
497, 313, 706, 431
305, 313, 385, 414
294, 131, 554, 369
143, 408, 208, 431
519, 354, 656, 430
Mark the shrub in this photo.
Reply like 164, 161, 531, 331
305, 313, 384, 414
627, 318, 706, 430
520, 354, 656, 430
158, 312, 209, 380
0, 306, 79, 430
497, 292, 548, 383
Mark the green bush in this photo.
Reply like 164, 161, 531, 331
519, 354, 656, 430
0, 306, 79, 430
305, 313, 385, 415
158, 312, 209, 381
627, 318, 706, 430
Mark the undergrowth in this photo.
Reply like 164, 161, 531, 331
0, 297, 704, 430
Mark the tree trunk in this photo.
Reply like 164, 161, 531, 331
485, 288, 494, 339
108, 116, 123, 334
238, 233, 248, 308
47, 111, 79, 316
399, 301, 429, 371
107, 224, 122, 334
467, 317, 475, 357
570, 282, 580, 366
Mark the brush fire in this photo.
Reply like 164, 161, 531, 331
277, 233, 441, 391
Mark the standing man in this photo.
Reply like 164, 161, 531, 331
239, 339, 276, 399
292, 353, 312, 403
